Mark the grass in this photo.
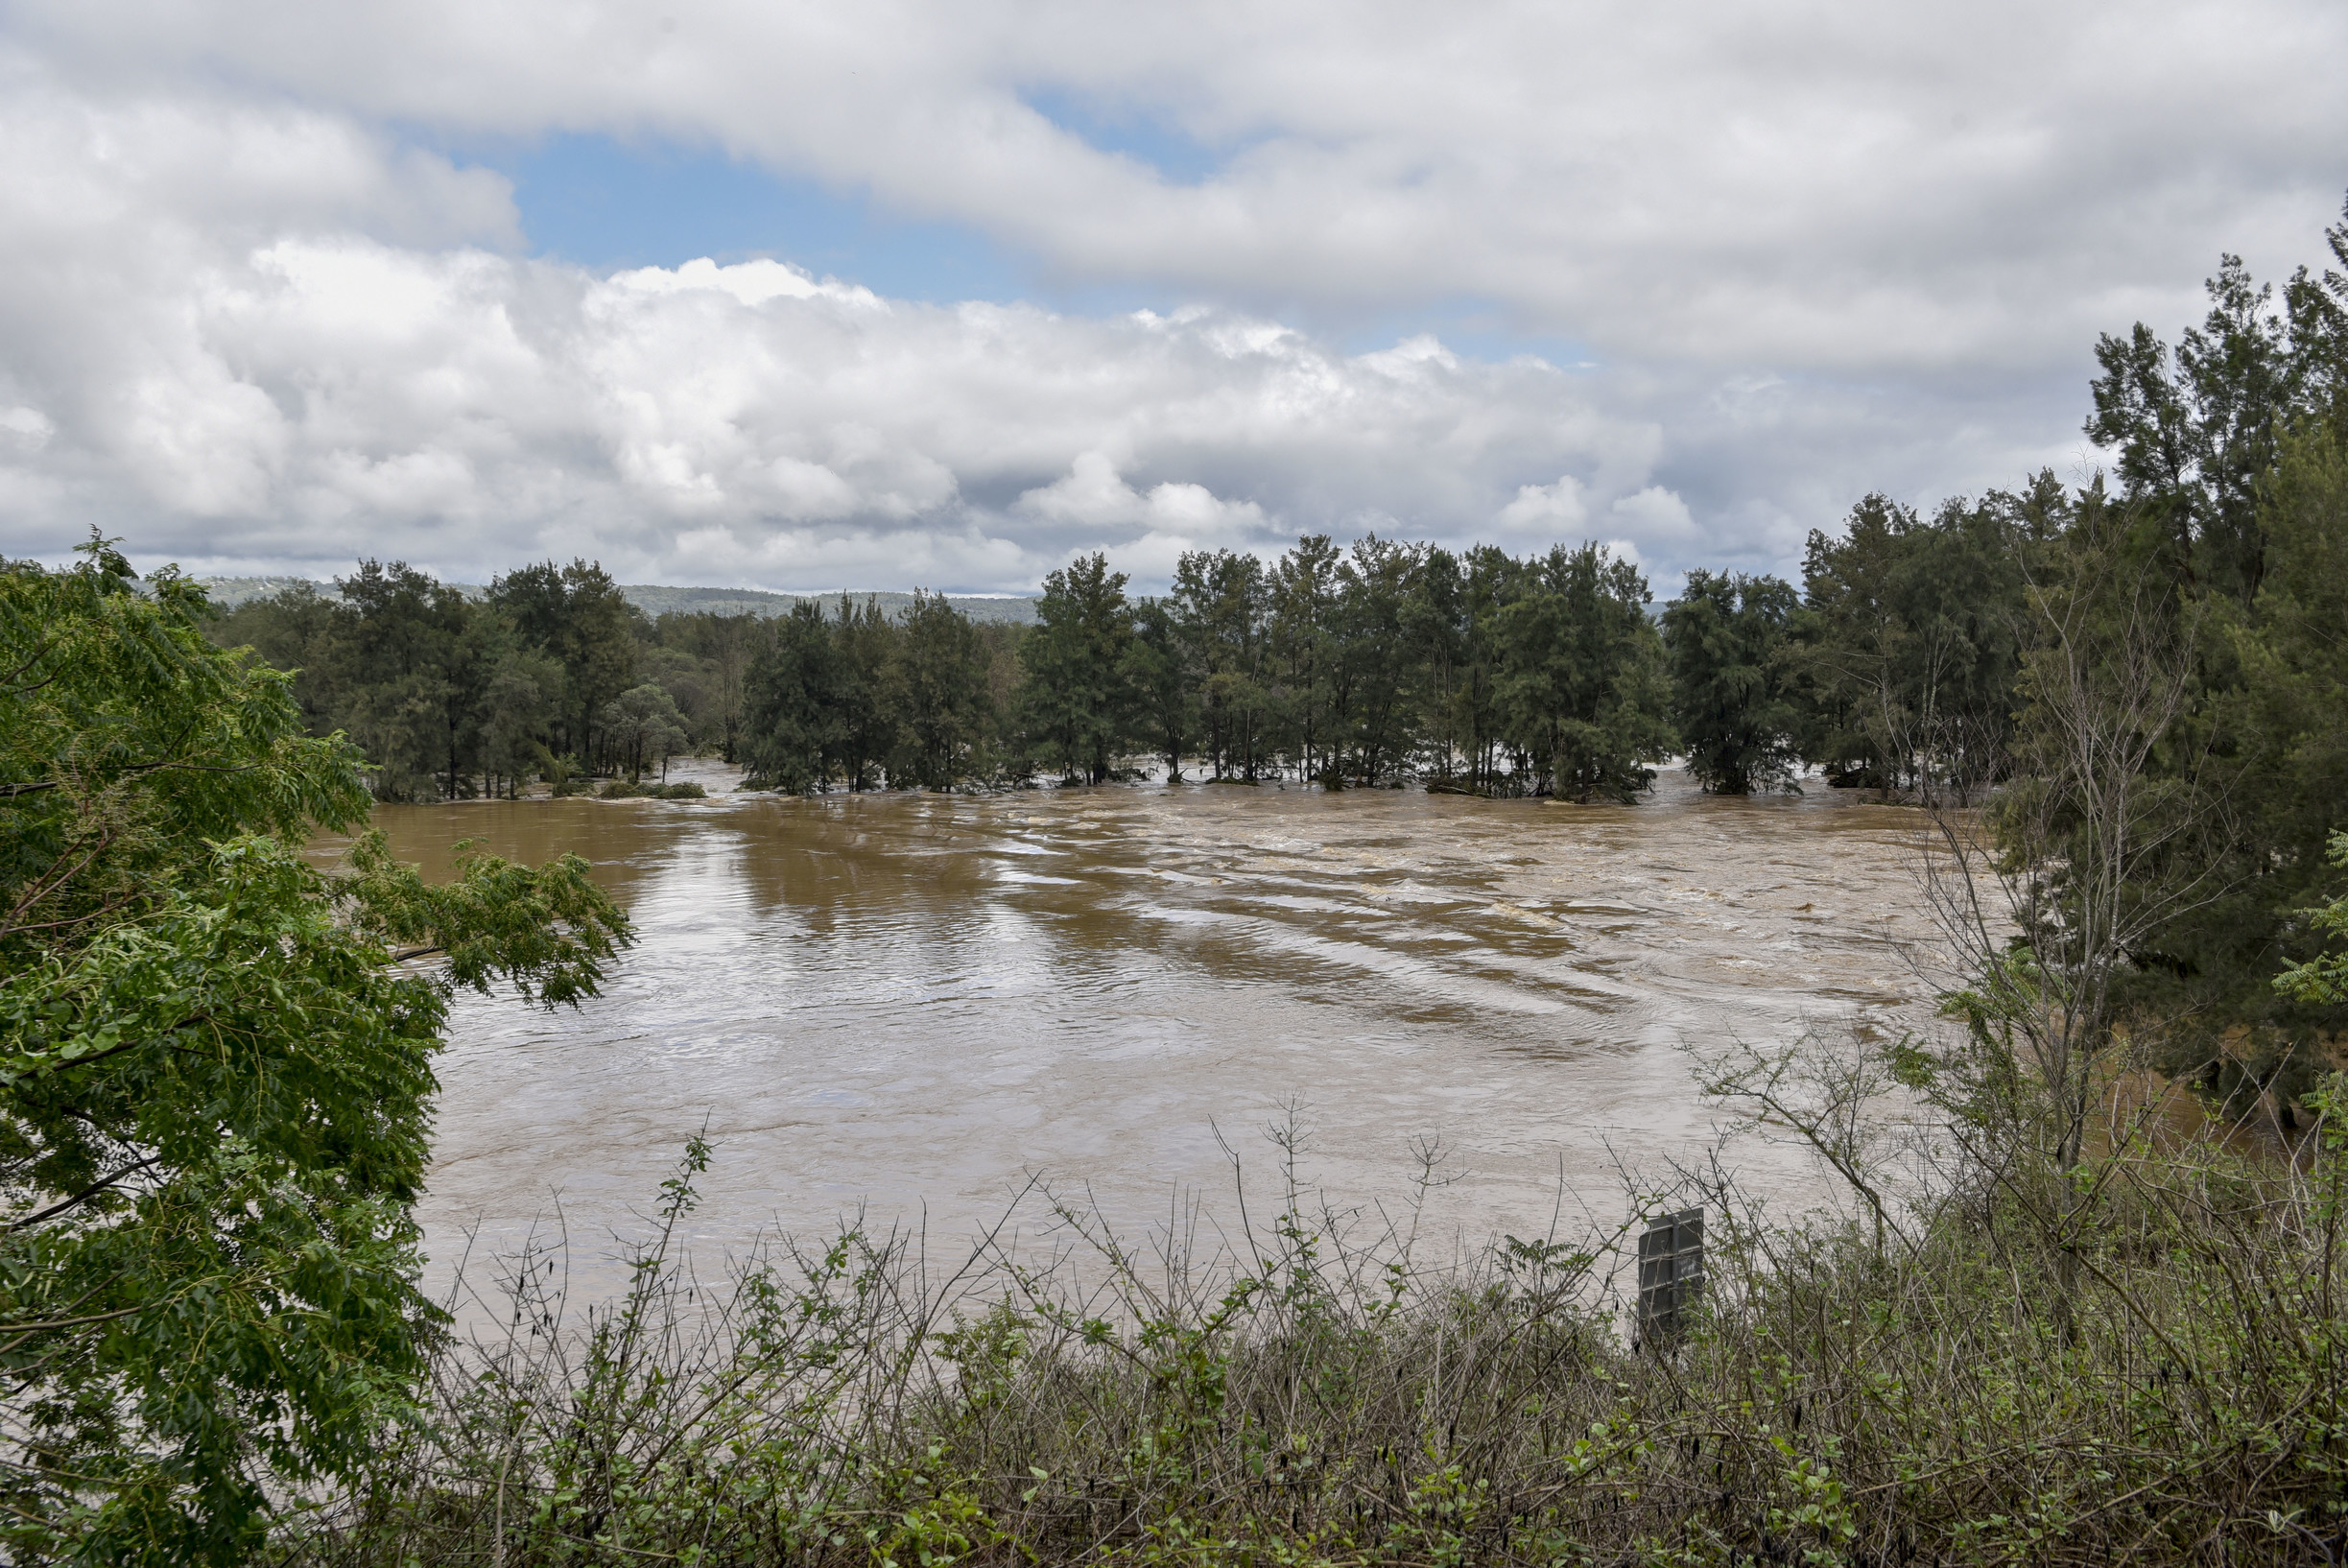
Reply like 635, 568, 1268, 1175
275, 1082, 2348, 1567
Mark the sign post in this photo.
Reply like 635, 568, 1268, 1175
1637, 1207, 1705, 1345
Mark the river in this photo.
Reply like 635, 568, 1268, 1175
367, 766, 1946, 1295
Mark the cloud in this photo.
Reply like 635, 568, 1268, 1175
0, 177, 1662, 585
12, 0, 2342, 375
1013, 452, 1271, 582
1496, 475, 1589, 536
1608, 487, 1697, 542
0, 407, 55, 449
0, 5, 2341, 588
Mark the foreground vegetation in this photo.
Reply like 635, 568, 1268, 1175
279, 1079, 2347, 1567
0, 546, 632, 1563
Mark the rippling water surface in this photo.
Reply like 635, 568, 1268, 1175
367, 768, 1942, 1286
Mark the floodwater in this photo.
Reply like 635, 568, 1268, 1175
368, 766, 1947, 1292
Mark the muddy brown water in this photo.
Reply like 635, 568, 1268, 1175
366, 766, 1945, 1296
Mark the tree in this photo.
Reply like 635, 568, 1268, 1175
1493, 543, 1671, 802
205, 581, 344, 736
1017, 554, 1136, 785
1455, 545, 1527, 791
886, 592, 991, 790
2276, 832, 2348, 1008
830, 596, 898, 791
1173, 550, 1270, 781
2086, 253, 2312, 606
1789, 491, 2029, 802
331, 559, 470, 800
0, 542, 630, 1563
1922, 496, 2227, 1322
2126, 419, 2348, 1115
488, 559, 640, 764
657, 611, 764, 763
1403, 545, 1468, 783
742, 602, 845, 793
1125, 599, 1197, 782
1663, 570, 1799, 794
1269, 535, 1342, 783
1337, 535, 1421, 786
476, 651, 559, 798
601, 683, 691, 783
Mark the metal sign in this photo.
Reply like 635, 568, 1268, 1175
1637, 1207, 1705, 1342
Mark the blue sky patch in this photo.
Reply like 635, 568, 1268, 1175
1017, 88, 1232, 187
479, 131, 1029, 302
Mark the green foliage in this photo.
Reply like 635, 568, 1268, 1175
1662, 570, 1799, 795
1125, 598, 1199, 782
1493, 543, 1672, 802
2128, 421, 2348, 1108
487, 558, 642, 761
2276, 832, 2348, 1007
0, 542, 631, 1562
1172, 549, 1272, 782
2022, 206, 2348, 1118
889, 591, 999, 790
1787, 486, 2036, 800
1018, 554, 1138, 785
2087, 247, 2320, 605
1336, 536, 1423, 786
598, 682, 690, 783
741, 600, 847, 792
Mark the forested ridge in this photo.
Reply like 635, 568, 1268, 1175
217, 494, 2036, 804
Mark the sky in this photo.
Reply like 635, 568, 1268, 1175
0, 2, 2342, 596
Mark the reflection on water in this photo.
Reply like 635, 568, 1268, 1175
367, 768, 1942, 1291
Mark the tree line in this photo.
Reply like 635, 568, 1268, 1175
209, 510, 2045, 807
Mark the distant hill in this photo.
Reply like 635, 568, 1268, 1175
617, 584, 1039, 625
194, 576, 346, 609
194, 577, 1038, 625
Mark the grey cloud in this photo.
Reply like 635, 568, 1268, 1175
12, 0, 2340, 372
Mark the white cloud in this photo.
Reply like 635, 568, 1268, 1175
1014, 453, 1265, 538
0, 406, 55, 449
1495, 475, 1588, 535
1608, 486, 1697, 542
1013, 452, 1271, 584
0, 175, 1661, 585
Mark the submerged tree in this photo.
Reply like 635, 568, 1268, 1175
601, 682, 692, 782
741, 601, 846, 793
1017, 554, 1136, 785
1493, 543, 1671, 801
1125, 597, 1198, 782
488, 558, 641, 764
1663, 569, 1800, 794
887, 591, 994, 790
1173, 548, 1270, 781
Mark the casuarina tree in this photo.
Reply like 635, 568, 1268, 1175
1663, 570, 1800, 794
